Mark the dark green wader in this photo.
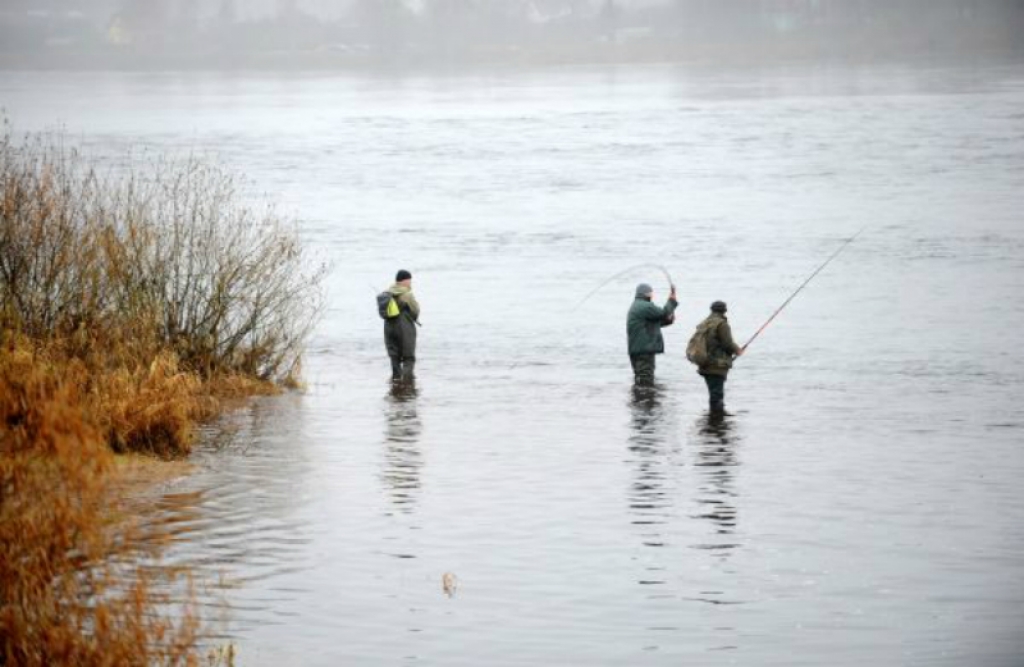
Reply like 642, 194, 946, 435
627, 296, 678, 386
702, 374, 726, 413
384, 314, 417, 382
630, 354, 656, 386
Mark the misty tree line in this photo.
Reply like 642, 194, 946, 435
2, 0, 1023, 62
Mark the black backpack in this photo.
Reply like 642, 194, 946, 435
376, 292, 400, 320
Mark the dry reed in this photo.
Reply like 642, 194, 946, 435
0, 357, 201, 665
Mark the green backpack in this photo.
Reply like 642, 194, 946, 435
685, 318, 719, 367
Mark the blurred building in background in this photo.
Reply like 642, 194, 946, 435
1, 0, 1022, 67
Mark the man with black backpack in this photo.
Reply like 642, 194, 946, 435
687, 301, 743, 414
378, 269, 420, 383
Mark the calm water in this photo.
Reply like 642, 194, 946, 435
3, 62, 1024, 666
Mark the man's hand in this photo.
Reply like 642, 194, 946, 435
669, 285, 677, 301
735, 347, 745, 357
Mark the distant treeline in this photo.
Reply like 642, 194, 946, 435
2, 0, 1023, 68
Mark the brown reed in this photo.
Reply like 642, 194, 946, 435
0, 357, 202, 665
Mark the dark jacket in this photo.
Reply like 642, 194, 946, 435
698, 312, 740, 377
627, 297, 678, 356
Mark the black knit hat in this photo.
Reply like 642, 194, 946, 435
710, 300, 727, 313
396, 269, 412, 282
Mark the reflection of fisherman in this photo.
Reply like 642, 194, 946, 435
693, 413, 739, 557
626, 283, 678, 385
696, 301, 743, 414
627, 385, 670, 536
385, 269, 420, 383
383, 384, 422, 513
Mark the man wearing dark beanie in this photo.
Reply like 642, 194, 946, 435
384, 269, 420, 383
693, 300, 743, 414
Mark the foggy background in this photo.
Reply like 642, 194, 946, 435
2, 0, 1023, 70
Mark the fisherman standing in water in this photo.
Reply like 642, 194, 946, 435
627, 283, 678, 385
694, 301, 743, 414
383, 270, 420, 383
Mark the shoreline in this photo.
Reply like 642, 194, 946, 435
2, 45, 1022, 75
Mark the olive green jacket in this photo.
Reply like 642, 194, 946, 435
388, 284, 420, 321
627, 297, 678, 356
699, 312, 740, 377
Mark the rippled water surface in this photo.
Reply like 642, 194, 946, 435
3, 62, 1024, 665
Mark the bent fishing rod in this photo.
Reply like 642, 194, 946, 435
741, 228, 865, 353
571, 263, 676, 312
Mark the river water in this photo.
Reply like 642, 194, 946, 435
3, 62, 1024, 665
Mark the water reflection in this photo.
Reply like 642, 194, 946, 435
163, 397, 315, 576
381, 383, 423, 514
690, 414, 741, 558
131, 396, 316, 637
627, 384, 675, 549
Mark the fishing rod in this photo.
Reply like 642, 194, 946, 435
571, 263, 676, 312
741, 228, 865, 352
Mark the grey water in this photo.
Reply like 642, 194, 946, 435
3, 62, 1024, 665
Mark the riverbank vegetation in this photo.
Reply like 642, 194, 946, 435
0, 122, 324, 454
1, 122, 324, 663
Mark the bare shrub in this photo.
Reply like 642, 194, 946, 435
0, 120, 325, 383
0, 128, 106, 339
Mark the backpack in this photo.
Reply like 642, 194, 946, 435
376, 291, 401, 320
685, 318, 719, 366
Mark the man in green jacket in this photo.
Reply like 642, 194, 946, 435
385, 269, 420, 383
627, 283, 678, 385
696, 300, 743, 414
